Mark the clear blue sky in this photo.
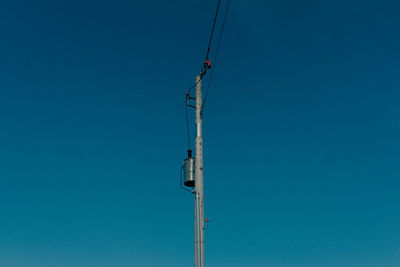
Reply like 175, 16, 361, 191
1, 0, 400, 266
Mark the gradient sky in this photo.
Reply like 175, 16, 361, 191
1, 0, 400, 266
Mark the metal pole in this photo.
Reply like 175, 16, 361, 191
194, 75, 205, 267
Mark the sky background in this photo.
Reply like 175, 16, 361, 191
1, 0, 400, 266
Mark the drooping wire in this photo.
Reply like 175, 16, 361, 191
185, 98, 191, 150
188, 78, 202, 93
202, 0, 231, 112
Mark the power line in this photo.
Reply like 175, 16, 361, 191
205, 0, 221, 60
188, 78, 202, 93
185, 98, 191, 150
202, 0, 232, 112
185, 0, 225, 150
188, 0, 221, 93
180, 2, 232, 263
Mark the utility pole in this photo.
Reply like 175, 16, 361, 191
182, 68, 210, 266
194, 75, 205, 267
182, 1, 230, 264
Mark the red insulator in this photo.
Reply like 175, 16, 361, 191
204, 59, 211, 69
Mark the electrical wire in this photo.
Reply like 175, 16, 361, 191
205, 0, 221, 60
187, 0, 221, 93
185, 98, 191, 150
188, 78, 202, 93
202, 0, 231, 112
185, 0, 223, 150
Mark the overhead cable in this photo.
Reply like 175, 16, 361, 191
188, 0, 221, 93
202, 0, 232, 111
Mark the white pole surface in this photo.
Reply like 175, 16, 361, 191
194, 75, 205, 267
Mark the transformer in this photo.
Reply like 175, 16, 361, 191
183, 150, 195, 187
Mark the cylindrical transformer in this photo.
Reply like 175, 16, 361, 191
183, 157, 195, 187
